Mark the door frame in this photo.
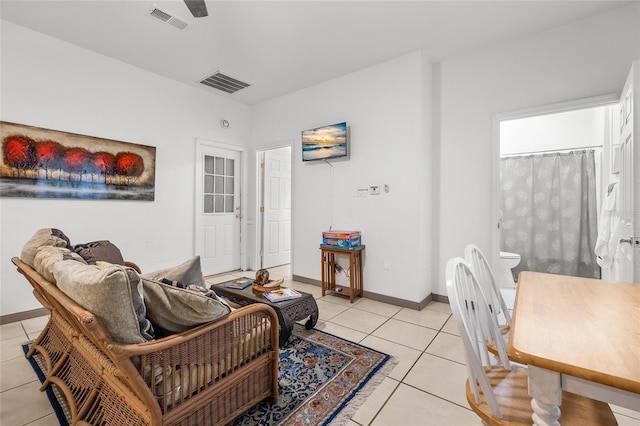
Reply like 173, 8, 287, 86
194, 138, 248, 272
490, 94, 619, 275
254, 141, 293, 270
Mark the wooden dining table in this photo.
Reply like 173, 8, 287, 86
507, 271, 640, 425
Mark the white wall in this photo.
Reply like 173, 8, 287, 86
0, 21, 251, 316
250, 51, 433, 303
436, 3, 640, 295
500, 107, 606, 155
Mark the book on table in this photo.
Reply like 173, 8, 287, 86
224, 277, 254, 289
263, 288, 302, 303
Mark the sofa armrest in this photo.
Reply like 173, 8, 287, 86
106, 303, 279, 414
124, 261, 142, 273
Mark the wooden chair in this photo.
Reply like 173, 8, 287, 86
464, 244, 511, 356
445, 257, 618, 425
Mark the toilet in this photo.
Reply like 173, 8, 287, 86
499, 251, 521, 311
499, 251, 521, 289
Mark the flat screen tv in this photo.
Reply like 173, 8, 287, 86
301, 122, 348, 162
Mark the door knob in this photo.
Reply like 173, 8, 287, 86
236, 214, 242, 219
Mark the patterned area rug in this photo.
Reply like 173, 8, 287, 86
23, 325, 394, 426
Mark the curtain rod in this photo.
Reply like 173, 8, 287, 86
501, 145, 602, 157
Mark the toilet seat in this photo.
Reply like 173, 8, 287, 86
500, 251, 520, 259
499, 251, 521, 289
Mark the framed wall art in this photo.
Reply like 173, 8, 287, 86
1, 121, 156, 200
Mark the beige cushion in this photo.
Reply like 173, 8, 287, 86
34, 246, 86, 284
53, 261, 148, 344
141, 256, 205, 288
21, 228, 71, 268
142, 277, 230, 334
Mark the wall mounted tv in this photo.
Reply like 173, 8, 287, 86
301, 122, 348, 162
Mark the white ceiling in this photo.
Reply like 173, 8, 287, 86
1, 1, 633, 106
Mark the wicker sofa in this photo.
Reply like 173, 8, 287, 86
12, 229, 279, 426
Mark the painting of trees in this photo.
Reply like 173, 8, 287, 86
35, 140, 63, 179
116, 152, 144, 184
1, 121, 155, 200
3, 135, 34, 178
63, 147, 91, 181
91, 151, 116, 183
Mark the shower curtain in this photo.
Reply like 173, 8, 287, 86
500, 149, 601, 279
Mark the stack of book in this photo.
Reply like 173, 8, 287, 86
263, 288, 302, 303
322, 230, 361, 249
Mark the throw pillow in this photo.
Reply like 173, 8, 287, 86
73, 240, 125, 265
53, 261, 150, 344
141, 256, 205, 288
21, 228, 72, 268
95, 262, 155, 341
33, 246, 87, 284
142, 277, 231, 334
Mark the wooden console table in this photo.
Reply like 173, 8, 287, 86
320, 245, 365, 303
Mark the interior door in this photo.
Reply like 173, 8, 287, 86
261, 146, 292, 268
618, 61, 639, 282
195, 143, 241, 275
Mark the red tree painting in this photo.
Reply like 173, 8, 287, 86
1, 121, 156, 200
35, 140, 64, 180
116, 152, 144, 184
63, 147, 91, 181
3, 135, 35, 178
91, 151, 116, 183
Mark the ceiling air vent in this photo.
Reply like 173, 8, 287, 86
149, 5, 191, 30
199, 71, 251, 94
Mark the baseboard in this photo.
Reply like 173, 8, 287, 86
431, 293, 449, 304
0, 307, 49, 325
291, 274, 448, 310
292, 274, 321, 286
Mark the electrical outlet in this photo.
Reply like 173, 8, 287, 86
369, 185, 380, 195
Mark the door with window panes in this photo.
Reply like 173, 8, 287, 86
195, 143, 241, 275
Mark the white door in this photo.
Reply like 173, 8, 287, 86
261, 146, 291, 268
618, 61, 639, 282
195, 143, 241, 275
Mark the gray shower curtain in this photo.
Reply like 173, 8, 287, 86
500, 150, 600, 279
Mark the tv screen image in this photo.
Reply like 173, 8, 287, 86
301, 122, 347, 161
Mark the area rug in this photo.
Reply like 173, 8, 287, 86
23, 324, 394, 426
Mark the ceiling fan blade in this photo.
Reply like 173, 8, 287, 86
184, 0, 208, 18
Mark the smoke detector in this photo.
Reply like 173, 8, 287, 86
149, 5, 191, 30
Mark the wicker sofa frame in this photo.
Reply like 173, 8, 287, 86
12, 256, 279, 426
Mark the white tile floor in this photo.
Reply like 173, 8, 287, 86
1, 264, 639, 425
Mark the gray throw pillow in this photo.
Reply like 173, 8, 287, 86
95, 262, 155, 341
53, 261, 150, 344
21, 228, 71, 268
141, 256, 205, 288
142, 277, 231, 334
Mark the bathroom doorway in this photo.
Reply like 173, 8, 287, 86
491, 96, 621, 303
